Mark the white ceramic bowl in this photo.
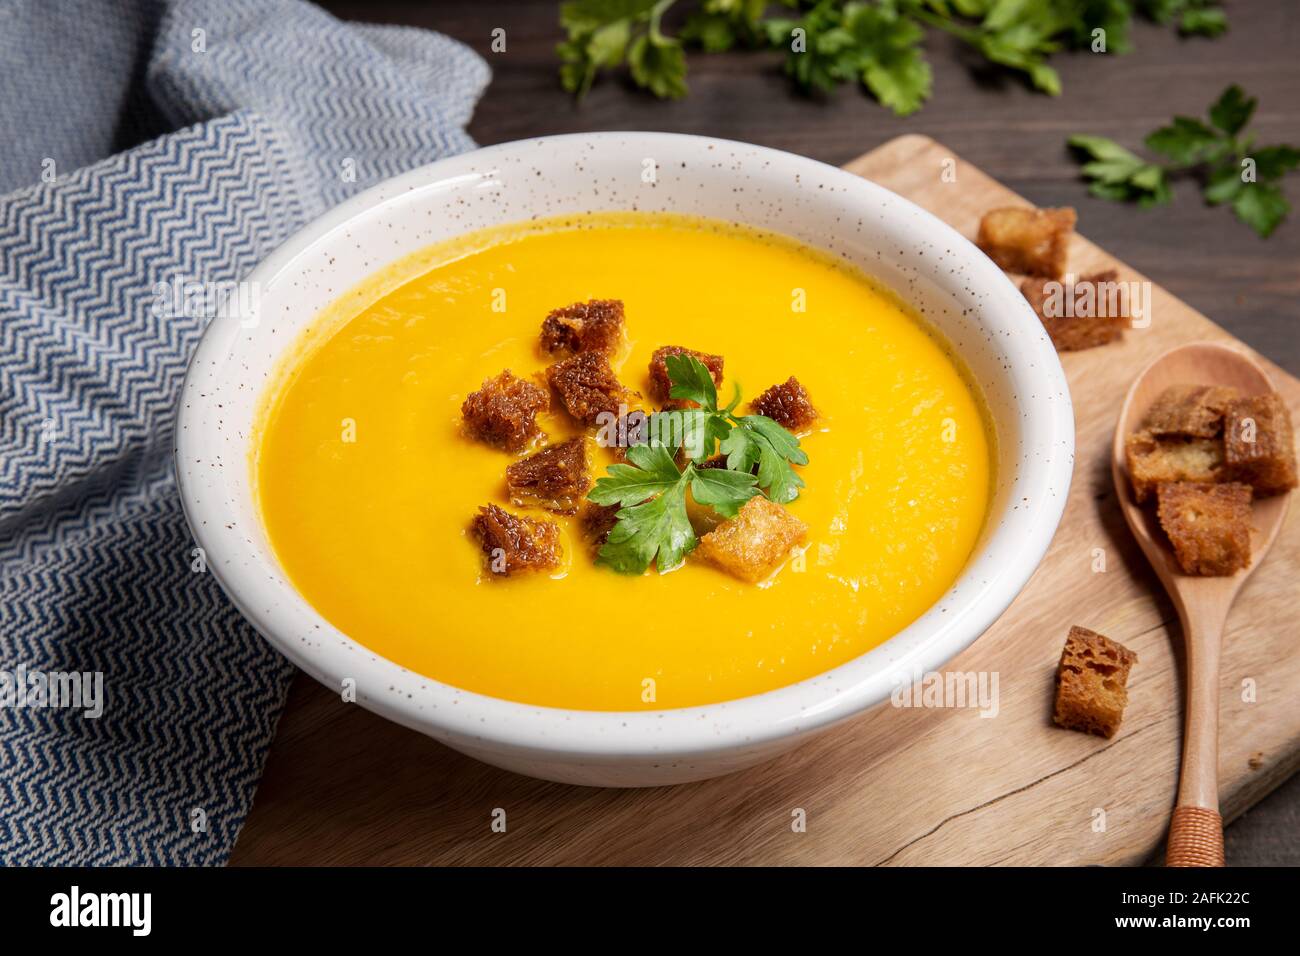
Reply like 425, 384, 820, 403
176, 132, 1073, 787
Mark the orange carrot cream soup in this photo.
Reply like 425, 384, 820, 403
255, 212, 994, 711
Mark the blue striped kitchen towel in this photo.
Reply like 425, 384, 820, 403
0, 0, 489, 865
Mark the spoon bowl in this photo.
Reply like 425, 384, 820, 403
1112, 341, 1292, 866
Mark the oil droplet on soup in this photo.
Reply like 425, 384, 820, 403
256, 213, 994, 710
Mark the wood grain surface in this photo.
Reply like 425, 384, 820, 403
230, 135, 1299, 865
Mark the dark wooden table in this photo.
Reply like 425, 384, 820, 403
271, 0, 1298, 865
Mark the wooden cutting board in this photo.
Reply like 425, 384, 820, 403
230, 135, 1299, 866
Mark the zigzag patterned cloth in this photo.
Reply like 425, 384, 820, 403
0, 0, 488, 865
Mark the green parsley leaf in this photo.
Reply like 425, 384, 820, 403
664, 352, 719, 409
1145, 116, 1223, 167
844, 2, 933, 116
689, 465, 760, 518
775, 2, 862, 95
1087, 180, 1135, 202
588, 444, 694, 573
1068, 134, 1170, 206
1203, 162, 1245, 205
914, 0, 988, 17
682, 0, 769, 52
1138, 0, 1180, 22
1232, 182, 1290, 239
589, 442, 685, 507
1251, 145, 1300, 181
742, 414, 809, 464
1178, 5, 1227, 37
558, 0, 686, 100
650, 406, 726, 461
558, 0, 654, 98
1070, 84, 1297, 236
628, 31, 689, 99
721, 414, 809, 504
1138, 0, 1228, 36
1068, 134, 1143, 165
1069, 0, 1133, 54
1209, 83, 1255, 136
718, 426, 759, 473
681, 11, 737, 52
661, 355, 809, 502
963, 0, 1072, 96
561, 0, 657, 34
599, 478, 696, 572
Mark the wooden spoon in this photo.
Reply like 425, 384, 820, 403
1112, 342, 1291, 867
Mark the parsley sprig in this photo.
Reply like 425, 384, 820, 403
557, 1, 1229, 118
763, 0, 933, 115
588, 443, 755, 572
587, 355, 808, 574
661, 354, 809, 502
1069, 86, 1300, 237
1140, 0, 1227, 38
559, 0, 686, 100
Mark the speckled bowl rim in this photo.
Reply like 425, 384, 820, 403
176, 132, 1074, 763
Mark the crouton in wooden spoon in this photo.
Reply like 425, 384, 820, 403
1112, 342, 1292, 866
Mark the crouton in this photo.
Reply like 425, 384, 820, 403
540, 298, 625, 356
1124, 430, 1225, 504
579, 501, 621, 547
1156, 482, 1252, 576
470, 504, 562, 576
546, 352, 632, 426
460, 370, 549, 452
695, 455, 730, 470
648, 345, 724, 408
1224, 393, 1297, 496
1019, 269, 1129, 352
1141, 384, 1239, 438
977, 206, 1076, 279
597, 408, 649, 460
1053, 626, 1138, 739
505, 438, 591, 514
695, 496, 807, 583
750, 376, 819, 431
674, 450, 735, 476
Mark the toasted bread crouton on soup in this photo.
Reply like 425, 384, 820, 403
1156, 482, 1253, 576
648, 345, 724, 407
1224, 393, 1298, 496
579, 501, 621, 547
470, 504, 562, 576
546, 351, 633, 426
1019, 269, 1129, 352
599, 408, 650, 461
505, 438, 591, 514
540, 299, 625, 356
695, 496, 807, 583
460, 370, 549, 452
1053, 626, 1138, 739
976, 206, 1076, 279
750, 376, 819, 431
